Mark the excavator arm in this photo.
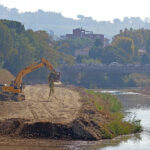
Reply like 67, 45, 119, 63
14, 62, 44, 88
14, 58, 58, 89
14, 58, 59, 89
2, 58, 60, 94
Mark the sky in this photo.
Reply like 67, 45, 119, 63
0, 0, 150, 21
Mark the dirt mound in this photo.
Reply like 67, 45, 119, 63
0, 68, 14, 84
0, 118, 99, 140
0, 84, 109, 140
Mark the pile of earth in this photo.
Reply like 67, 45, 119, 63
0, 68, 14, 84
0, 84, 111, 140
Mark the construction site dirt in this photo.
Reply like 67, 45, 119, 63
0, 84, 111, 149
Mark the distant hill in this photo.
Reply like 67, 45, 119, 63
1, 5, 150, 39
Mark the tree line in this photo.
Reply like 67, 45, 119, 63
0, 19, 74, 82
74, 28, 150, 65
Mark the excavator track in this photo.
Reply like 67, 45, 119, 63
0, 92, 25, 101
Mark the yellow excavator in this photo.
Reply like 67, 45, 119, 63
0, 58, 60, 101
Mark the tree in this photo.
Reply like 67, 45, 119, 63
94, 39, 104, 47
112, 36, 135, 56
89, 46, 103, 59
0, 22, 13, 62
0, 19, 74, 82
141, 54, 150, 64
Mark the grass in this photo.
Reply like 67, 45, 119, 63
86, 89, 122, 112
100, 119, 142, 139
99, 93, 122, 112
85, 89, 142, 139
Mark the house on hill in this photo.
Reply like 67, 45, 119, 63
61, 28, 109, 47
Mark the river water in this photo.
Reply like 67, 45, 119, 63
1, 90, 150, 150
98, 90, 150, 150
64, 90, 150, 150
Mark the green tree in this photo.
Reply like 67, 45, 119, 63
112, 36, 135, 56
95, 39, 104, 47
0, 22, 13, 62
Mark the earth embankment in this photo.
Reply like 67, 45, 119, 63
0, 84, 108, 140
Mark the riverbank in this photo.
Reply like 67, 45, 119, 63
0, 84, 141, 140
132, 86, 150, 95
85, 90, 141, 139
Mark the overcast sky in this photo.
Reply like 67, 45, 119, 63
0, 0, 150, 21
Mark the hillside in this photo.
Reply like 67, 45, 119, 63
0, 19, 74, 82
0, 5, 150, 38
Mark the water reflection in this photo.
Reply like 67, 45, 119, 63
101, 131, 150, 150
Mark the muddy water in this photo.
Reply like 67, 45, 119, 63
1, 90, 150, 150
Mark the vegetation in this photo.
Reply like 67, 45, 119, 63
101, 119, 141, 139
60, 28, 150, 88
86, 90, 122, 112
63, 71, 150, 88
123, 73, 150, 87
88, 28, 150, 64
76, 55, 101, 64
54, 38, 93, 55
53, 28, 150, 66
1, 19, 150, 88
85, 90, 142, 139
0, 19, 74, 82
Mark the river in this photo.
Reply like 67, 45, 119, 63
98, 90, 150, 150
1, 90, 150, 150
64, 90, 150, 150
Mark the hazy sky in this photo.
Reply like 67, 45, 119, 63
0, 0, 150, 21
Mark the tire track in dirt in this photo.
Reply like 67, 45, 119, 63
0, 85, 82, 123
41, 102, 54, 119
27, 103, 38, 120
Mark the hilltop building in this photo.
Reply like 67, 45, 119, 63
66, 28, 104, 39
60, 28, 110, 57
61, 28, 109, 47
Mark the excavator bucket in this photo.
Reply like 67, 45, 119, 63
48, 72, 60, 82
48, 72, 60, 98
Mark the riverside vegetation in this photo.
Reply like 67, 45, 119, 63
85, 90, 142, 139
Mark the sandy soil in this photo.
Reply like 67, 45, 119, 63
0, 136, 73, 150
0, 84, 108, 141
0, 84, 81, 124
